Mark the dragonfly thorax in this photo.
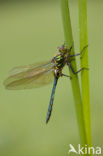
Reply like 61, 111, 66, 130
53, 54, 65, 69
52, 54, 66, 78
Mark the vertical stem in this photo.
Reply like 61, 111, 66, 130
61, 0, 87, 146
78, 0, 92, 150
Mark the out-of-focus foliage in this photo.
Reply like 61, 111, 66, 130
0, 0, 103, 156
0, 0, 58, 4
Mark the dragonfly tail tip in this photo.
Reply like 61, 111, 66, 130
46, 119, 49, 124
46, 116, 50, 124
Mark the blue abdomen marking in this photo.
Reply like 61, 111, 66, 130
46, 77, 58, 123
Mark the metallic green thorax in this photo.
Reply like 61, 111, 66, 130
55, 54, 65, 69
52, 44, 72, 78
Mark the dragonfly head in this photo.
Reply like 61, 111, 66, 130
58, 43, 73, 55
58, 44, 66, 53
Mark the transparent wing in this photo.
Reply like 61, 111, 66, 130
4, 61, 54, 90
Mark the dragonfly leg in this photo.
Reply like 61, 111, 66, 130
61, 73, 72, 79
68, 42, 74, 52
64, 41, 74, 50
69, 45, 88, 58
68, 62, 89, 74
65, 42, 74, 53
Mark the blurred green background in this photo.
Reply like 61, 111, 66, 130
0, 0, 103, 156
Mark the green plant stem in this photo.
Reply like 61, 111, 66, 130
78, 0, 92, 150
61, 0, 87, 146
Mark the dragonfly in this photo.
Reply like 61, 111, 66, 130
3, 44, 88, 123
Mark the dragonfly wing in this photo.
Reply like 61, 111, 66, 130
4, 61, 54, 90
9, 62, 46, 76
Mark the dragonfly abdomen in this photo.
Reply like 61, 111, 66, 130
46, 77, 58, 123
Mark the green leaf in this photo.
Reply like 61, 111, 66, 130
78, 0, 92, 153
60, 0, 87, 146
